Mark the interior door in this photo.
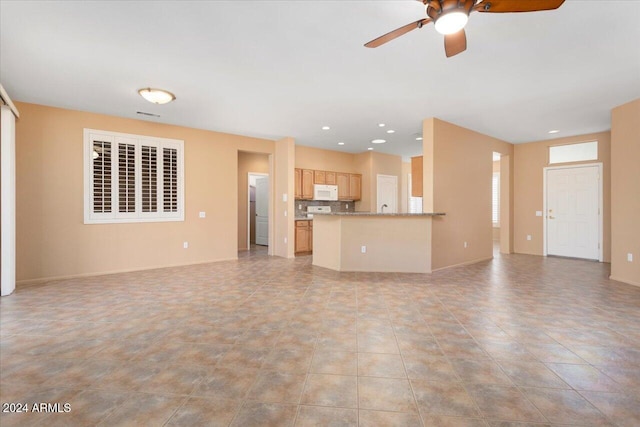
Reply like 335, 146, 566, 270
255, 177, 269, 246
376, 174, 398, 213
546, 165, 600, 260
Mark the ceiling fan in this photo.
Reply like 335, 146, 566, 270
365, 0, 566, 57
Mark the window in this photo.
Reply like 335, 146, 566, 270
549, 141, 597, 164
492, 172, 500, 226
84, 129, 184, 224
407, 174, 423, 213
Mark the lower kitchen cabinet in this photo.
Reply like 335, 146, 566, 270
295, 220, 313, 254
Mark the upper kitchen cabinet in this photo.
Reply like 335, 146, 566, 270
314, 170, 326, 185
302, 169, 314, 199
411, 156, 423, 197
326, 171, 337, 185
337, 173, 350, 200
295, 168, 314, 200
295, 168, 302, 199
349, 174, 361, 201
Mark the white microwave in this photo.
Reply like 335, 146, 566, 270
314, 184, 338, 201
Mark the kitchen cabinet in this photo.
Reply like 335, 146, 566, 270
326, 171, 337, 185
295, 220, 312, 254
411, 156, 423, 197
301, 169, 314, 199
295, 168, 302, 199
314, 170, 326, 184
337, 173, 350, 200
349, 174, 361, 201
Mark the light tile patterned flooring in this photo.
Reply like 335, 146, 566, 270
1, 247, 640, 426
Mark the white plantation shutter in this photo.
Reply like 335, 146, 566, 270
92, 139, 112, 214
163, 147, 178, 213
492, 172, 500, 225
84, 129, 183, 224
141, 145, 158, 213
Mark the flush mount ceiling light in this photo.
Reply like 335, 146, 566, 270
368, 147, 374, 150
138, 88, 176, 104
322, 126, 331, 130
338, 142, 345, 145
371, 139, 386, 144
386, 130, 395, 134
548, 130, 560, 134
416, 136, 423, 141
378, 123, 385, 127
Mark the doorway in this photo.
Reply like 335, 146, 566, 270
248, 173, 269, 249
544, 163, 602, 261
377, 174, 398, 213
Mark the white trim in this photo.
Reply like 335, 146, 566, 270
543, 162, 603, 262
83, 128, 184, 224
1, 106, 16, 296
0, 83, 19, 118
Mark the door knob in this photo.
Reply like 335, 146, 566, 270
549, 215, 555, 219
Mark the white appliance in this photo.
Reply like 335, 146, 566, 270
314, 184, 338, 201
307, 206, 331, 218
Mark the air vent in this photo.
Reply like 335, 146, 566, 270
136, 111, 160, 117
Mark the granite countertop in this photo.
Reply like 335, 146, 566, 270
312, 212, 445, 217
295, 217, 312, 221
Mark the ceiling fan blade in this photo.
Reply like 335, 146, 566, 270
364, 18, 431, 48
444, 29, 467, 57
475, 0, 565, 13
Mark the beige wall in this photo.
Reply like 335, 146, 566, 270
274, 137, 295, 258
513, 131, 611, 261
610, 98, 640, 286
313, 215, 432, 273
354, 152, 372, 212
295, 145, 356, 173
424, 118, 507, 270
237, 151, 269, 251
14, 102, 277, 283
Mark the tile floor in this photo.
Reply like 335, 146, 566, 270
1, 247, 639, 426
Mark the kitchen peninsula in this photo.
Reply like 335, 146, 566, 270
312, 212, 445, 273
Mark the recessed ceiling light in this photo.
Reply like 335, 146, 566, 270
416, 137, 423, 141
338, 142, 345, 145
368, 147, 374, 150
386, 130, 395, 134
371, 139, 386, 144
138, 88, 175, 104
322, 126, 330, 130
378, 123, 385, 127
548, 130, 560, 134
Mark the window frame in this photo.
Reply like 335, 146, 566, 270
83, 129, 184, 224
548, 140, 598, 165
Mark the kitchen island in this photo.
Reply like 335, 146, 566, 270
312, 212, 445, 273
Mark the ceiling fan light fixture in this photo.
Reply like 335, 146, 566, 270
434, 11, 468, 35
138, 88, 175, 104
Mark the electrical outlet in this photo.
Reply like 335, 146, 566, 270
284, 211, 287, 217
282, 193, 287, 202
361, 245, 366, 254
346, 204, 349, 209
199, 211, 206, 218
298, 204, 302, 210
183, 242, 189, 249
464, 241, 468, 248
628, 253, 633, 262
284, 237, 287, 244
527, 235, 532, 241
536, 211, 542, 217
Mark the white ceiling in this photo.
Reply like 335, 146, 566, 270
2, 1, 639, 158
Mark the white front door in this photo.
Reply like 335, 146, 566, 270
546, 165, 600, 260
377, 174, 398, 213
255, 176, 269, 246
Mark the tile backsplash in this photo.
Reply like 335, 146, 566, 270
295, 200, 355, 217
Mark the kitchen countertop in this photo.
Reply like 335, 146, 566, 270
295, 217, 312, 221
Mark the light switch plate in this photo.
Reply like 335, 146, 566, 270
527, 235, 532, 241
628, 253, 633, 262
199, 211, 206, 218
282, 194, 287, 202
536, 211, 542, 217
